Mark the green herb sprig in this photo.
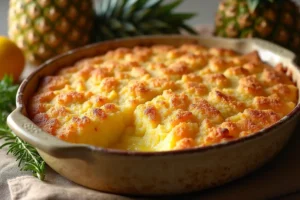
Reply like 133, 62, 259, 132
0, 76, 45, 180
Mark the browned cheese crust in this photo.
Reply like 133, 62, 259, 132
28, 44, 298, 151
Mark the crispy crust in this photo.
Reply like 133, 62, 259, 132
28, 44, 298, 151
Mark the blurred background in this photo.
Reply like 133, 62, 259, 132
1, 0, 300, 35
0, 0, 215, 36
0, 1, 214, 36
0, 0, 254, 36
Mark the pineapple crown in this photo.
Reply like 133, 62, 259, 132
93, 0, 197, 41
247, 0, 282, 11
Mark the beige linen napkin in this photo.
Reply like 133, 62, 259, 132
0, 144, 30, 200
1, 123, 299, 200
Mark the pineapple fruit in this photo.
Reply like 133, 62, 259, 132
8, 0, 94, 66
8, 0, 197, 65
214, 0, 300, 54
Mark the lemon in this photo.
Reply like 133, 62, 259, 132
0, 36, 25, 82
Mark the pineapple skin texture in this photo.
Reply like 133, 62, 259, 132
8, 0, 94, 66
214, 0, 300, 54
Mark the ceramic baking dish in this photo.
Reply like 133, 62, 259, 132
7, 35, 300, 195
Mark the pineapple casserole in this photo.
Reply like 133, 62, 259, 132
28, 44, 298, 151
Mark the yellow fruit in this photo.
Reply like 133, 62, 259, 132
8, 0, 94, 66
214, 0, 300, 54
0, 36, 25, 81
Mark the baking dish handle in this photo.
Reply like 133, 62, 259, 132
6, 108, 94, 159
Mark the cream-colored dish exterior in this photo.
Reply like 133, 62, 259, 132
7, 36, 300, 195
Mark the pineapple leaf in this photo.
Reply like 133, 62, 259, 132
109, 19, 123, 30
158, 0, 183, 15
134, 8, 153, 22
142, 0, 162, 9
247, 0, 276, 12
180, 23, 198, 34
123, 0, 146, 19
123, 22, 143, 35
99, 25, 115, 39
100, 0, 111, 16
123, 22, 138, 32
133, 0, 162, 21
147, 20, 171, 29
134, 0, 148, 9
139, 22, 153, 32
111, 0, 127, 17
247, 0, 259, 12
94, 0, 198, 41
107, 0, 119, 17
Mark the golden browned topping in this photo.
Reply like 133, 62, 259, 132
28, 44, 298, 151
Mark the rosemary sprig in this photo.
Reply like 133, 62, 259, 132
0, 76, 45, 180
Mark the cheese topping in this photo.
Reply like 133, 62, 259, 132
28, 44, 298, 151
